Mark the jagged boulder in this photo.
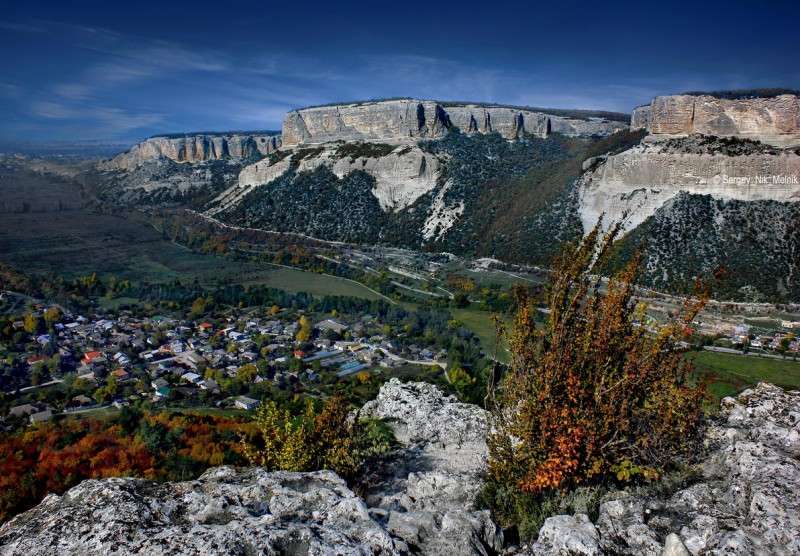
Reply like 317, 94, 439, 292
527, 514, 601, 555
0, 467, 396, 555
360, 378, 502, 555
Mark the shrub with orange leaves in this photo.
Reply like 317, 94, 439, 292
485, 223, 707, 531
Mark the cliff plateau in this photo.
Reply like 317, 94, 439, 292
282, 99, 628, 146
635, 93, 800, 147
102, 132, 281, 171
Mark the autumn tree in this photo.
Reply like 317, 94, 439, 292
242, 396, 392, 481
296, 315, 312, 343
43, 306, 62, 326
23, 313, 40, 335
485, 224, 707, 532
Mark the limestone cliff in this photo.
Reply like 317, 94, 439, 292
101, 132, 281, 171
578, 136, 800, 234
209, 143, 442, 215
282, 99, 628, 146
630, 104, 651, 130
636, 93, 800, 147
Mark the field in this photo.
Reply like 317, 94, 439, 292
452, 307, 510, 362
688, 350, 800, 403
0, 210, 383, 301
240, 266, 385, 300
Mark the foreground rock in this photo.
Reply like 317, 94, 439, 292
0, 380, 499, 556
526, 382, 800, 555
0, 468, 395, 555
2, 382, 798, 555
360, 379, 502, 555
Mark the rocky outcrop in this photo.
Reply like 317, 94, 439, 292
4, 382, 797, 556
360, 379, 502, 555
636, 94, 800, 147
578, 137, 800, 233
524, 382, 800, 555
102, 133, 281, 171
282, 100, 628, 146
209, 143, 442, 215
630, 105, 651, 130
0, 467, 396, 555
0, 380, 500, 556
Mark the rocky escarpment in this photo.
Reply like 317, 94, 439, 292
578, 135, 800, 234
579, 94, 800, 300
638, 94, 800, 147
101, 132, 281, 171
630, 105, 651, 130
282, 99, 628, 146
210, 143, 442, 215
0, 379, 500, 556
525, 382, 800, 555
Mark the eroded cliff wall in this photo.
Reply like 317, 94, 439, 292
637, 94, 800, 147
282, 99, 628, 146
103, 133, 282, 171
579, 139, 800, 233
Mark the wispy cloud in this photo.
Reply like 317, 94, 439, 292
0, 82, 22, 98
30, 100, 163, 135
0, 21, 46, 33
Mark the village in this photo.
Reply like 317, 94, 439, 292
0, 302, 452, 429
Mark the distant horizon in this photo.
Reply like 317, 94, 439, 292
2, 0, 799, 143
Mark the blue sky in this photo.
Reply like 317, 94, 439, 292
1, 0, 798, 143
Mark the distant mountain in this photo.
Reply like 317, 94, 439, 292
85, 93, 800, 301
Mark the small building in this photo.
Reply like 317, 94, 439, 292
111, 368, 131, 382
200, 379, 220, 393
315, 319, 349, 334
81, 351, 103, 365
69, 395, 95, 408
181, 372, 203, 384
29, 409, 53, 425
234, 396, 260, 411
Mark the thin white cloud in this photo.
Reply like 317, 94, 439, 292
30, 100, 162, 134
0, 21, 46, 33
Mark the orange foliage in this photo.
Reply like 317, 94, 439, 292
488, 223, 707, 496
0, 411, 249, 524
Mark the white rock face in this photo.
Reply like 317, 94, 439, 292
0, 468, 397, 555
282, 99, 628, 146
0, 380, 499, 556
208, 156, 293, 215
422, 179, 465, 240
228, 144, 442, 213
578, 139, 800, 233
631, 105, 651, 130
528, 514, 601, 555
639, 94, 800, 147
102, 133, 281, 171
360, 379, 502, 556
